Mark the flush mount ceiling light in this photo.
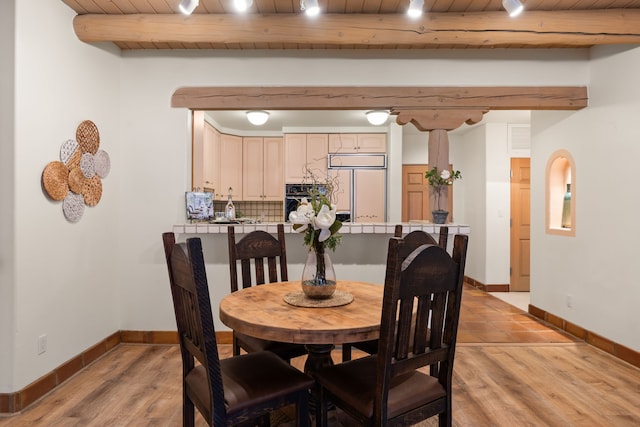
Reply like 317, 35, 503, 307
502, 0, 524, 17
246, 111, 270, 126
178, 0, 199, 15
234, 0, 253, 12
407, 0, 424, 18
366, 111, 390, 126
300, 0, 320, 17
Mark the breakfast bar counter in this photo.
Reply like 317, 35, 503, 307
172, 222, 470, 236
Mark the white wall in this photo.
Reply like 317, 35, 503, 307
6, 2, 605, 392
116, 49, 589, 333
531, 45, 640, 351
452, 126, 487, 282
0, 0, 16, 392
7, 2, 121, 391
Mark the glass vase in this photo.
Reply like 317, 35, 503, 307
301, 244, 336, 300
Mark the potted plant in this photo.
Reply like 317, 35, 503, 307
425, 166, 461, 224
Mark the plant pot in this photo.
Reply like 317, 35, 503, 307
432, 210, 449, 224
301, 247, 336, 299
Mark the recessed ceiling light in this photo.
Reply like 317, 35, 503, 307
407, 0, 424, 18
178, 0, 199, 15
502, 0, 524, 17
234, 0, 253, 13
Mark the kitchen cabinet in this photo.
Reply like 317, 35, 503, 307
284, 134, 328, 183
328, 133, 387, 153
354, 169, 386, 222
219, 134, 243, 200
243, 137, 284, 201
193, 121, 220, 192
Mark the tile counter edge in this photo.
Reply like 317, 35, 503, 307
172, 223, 471, 235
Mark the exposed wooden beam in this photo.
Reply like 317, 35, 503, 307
171, 86, 588, 111
393, 109, 488, 131
73, 10, 640, 48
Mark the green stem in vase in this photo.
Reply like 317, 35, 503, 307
313, 237, 327, 285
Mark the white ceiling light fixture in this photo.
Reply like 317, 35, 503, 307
300, 0, 320, 17
366, 111, 390, 126
407, 0, 424, 18
246, 111, 270, 126
502, 0, 524, 17
234, 0, 253, 12
178, 0, 199, 15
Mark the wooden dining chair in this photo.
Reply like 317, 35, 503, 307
341, 224, 450, 362
162, 232, 314, 427
315, 234, 468, 427
228, 224, 308, 361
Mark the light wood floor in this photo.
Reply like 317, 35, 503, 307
2, 287, 640, 426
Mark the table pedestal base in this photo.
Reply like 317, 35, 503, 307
303, 344, 335, 375
304, 344, 336, 415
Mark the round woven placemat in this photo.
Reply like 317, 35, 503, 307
60, 139, 79, 164
42, 161, 70, 201
94, 149, 111, 178
283, 290, 354, 308
76, 120, 100, 154
80, 152, 96, 178
68, 167, 86, 194
82, 175, 102, 206
63, 192, 85, 223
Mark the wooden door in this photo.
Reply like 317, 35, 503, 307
510, 158, 531, 292
401, 165, 430, 222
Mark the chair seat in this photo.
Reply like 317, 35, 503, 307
313, 356, 446, 419
235, 332, 308, 360
186, 351, 314, 416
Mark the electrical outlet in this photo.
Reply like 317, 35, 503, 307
566, 295, 573, 308
37, 334, 47, 355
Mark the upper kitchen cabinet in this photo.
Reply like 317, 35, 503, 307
193, 120, 220, 193
243, 137, 284, 201
328, 133, 387, 154
284, 134, 329, 183
219, 134, 243, 201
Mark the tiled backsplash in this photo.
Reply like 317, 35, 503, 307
213, 201, 284, 222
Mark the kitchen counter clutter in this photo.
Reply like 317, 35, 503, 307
173, 222, 470, 236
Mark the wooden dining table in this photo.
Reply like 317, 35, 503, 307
219, 280, 383, 374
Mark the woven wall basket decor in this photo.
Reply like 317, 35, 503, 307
42, 120, 110, 222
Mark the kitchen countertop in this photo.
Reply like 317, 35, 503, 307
173, 222, 470, 235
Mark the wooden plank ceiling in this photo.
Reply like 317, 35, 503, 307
63, 0, 640, 50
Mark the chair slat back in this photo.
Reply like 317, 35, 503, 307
162, 233, 226, 424
394, 224, 449, 252
375, 234, 468, 421
228, 224, 288, 292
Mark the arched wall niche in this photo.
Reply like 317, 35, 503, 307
545, 149, 576, 236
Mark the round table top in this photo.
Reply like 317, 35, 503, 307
219, 280, 383, 345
